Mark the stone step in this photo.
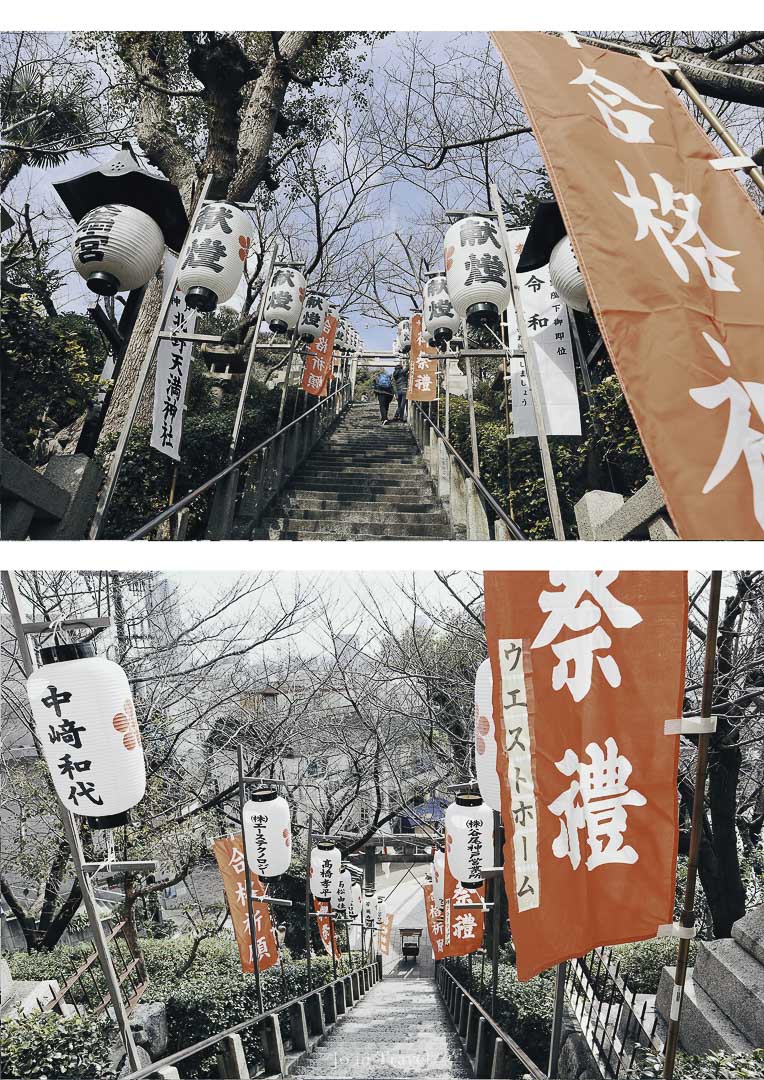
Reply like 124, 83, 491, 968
695, 938, 764, 1046
282, 492, 436, 510
288, 478, 429, 495
297, 464, 429, 480
656, 966, 754, 1055
732, 906, 764, 966
307, 453, 421, 466
275, 519, 453, 539
278, 529, 445, 541
281, 508, 448, 526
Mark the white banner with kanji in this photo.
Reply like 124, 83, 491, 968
506, 226, 581, 438
150, 283, 197, 461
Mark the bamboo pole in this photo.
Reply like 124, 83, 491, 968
662, 571, 723, 1079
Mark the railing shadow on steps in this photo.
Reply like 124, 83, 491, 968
436, 961, 546, 1080
408, 404, 526, 541
120, 958, 382, 1080
126, 380, 352, 542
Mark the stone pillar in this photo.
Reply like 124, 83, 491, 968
259, 1013, 286, 1076
290, 1001, 310, 1051
449, 459, 468, 538
493, 518, 513, 541
305, 991, 326, 1036
437, 439, 450, 508
465, 478, 491, 540
574, 489, 625, 540
34, 454, 104, 540
216, 1033, 249, 1079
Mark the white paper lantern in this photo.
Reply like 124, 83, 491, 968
445, 793, 493, 888
396, 319, 411, 354
474, 659, 501, 813
363, 888, 376, 929
26, 644, 145, 827
72, 204, 164, 297
444, 215, 511, 327
549, 235, 589, 313
332, 867, 353, 912
265, 265, 307, 333
375, 894, 387, 927
298, 292, 329, 341
310, 841, 341, 900
242, 789, 291, 879
432, 848, 446, 908
424, 273, 460, 349
335, 317, 348, 349
178, 201, 251, 312
349, 882, 363, 921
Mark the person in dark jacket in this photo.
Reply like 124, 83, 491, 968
372, 369, 394, 423
391, 363, 409, 421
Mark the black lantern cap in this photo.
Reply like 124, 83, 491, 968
39, 641, 95, 665
53, 142, 189, 253
515, 200, 567, 274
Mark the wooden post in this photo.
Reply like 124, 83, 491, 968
662, 571, 723, 1079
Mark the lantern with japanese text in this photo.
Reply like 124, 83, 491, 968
376, 894, 387, 928
71, 204, 165, 297
26, 643, 146, 828
444, 214, 511, 328
335, 317, 348, 350
396, 319, 411, 354
242, 788, 291, 879
474, 659, 501, 812
349, 882, 362, 921
549, 235, 589, 313
332, 867, 353, 912
363, 887, 376, 929
178, 201, 251, 312
265, 265, 307, 333
298, 291, 329, 342
310, 840, 341, 900
432, 848, 445, 909
445, 793, 493, 888
423, 272, 460, 350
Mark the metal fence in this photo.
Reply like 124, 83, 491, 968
565, 947, 664, 1079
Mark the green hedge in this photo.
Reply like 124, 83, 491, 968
634, 1048, 764, 1078
612, 936, 697, 995
0, 1012, 115, 1079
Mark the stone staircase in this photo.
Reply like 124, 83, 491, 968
291, 977, 469, 1079
656, 904, 764, 1054
256, 402, 453, 540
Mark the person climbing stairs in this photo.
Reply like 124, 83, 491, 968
256, 401, 453, 540
291, 977, 469, 1078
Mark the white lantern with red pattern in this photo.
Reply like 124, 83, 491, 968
26, 643, 145, 828
474, 658, 501, 812
445, 793, 493, 888
432, 848, 446, 908
265, 265, 307, 333
242, 789, 292, 879
178, 201, 251, 313
444, 214, 511, 327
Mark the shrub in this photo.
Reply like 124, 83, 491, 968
612, 937, 696, 995
0, 1011, 115, 1079
633, 1048, 764, 1078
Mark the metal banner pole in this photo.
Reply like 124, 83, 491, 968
328, 903, 338, 980
305, 814, 313, 992
548, 961, 567, 1078
490, 810, 502, 1017
662, 571, 723, 1080
227, 244, 280, 460
236, 745, 264, 1015
276, 332, 301, 432
90, 172, 215, 539
463, 352, 481, 478
489, 181, 566, 540
1, 571, 141, 1072
444, 351, 451, 442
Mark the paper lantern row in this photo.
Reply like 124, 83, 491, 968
242, 790, 292, 879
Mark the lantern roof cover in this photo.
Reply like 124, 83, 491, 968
53, 142, 189, 253
515, 200, 566, 274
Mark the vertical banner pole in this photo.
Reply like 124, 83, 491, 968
237, 745, 264, 1015
329, 903, 338, 980
548, 961, 567, 1078
463, 353, 481, 478
276, 331, 301, 432
489, 181, 565, 539
490, 810, 502, 1017
1, 571, 140, 1072
228, 244, 279, 460
662, 570, 723, 1079
90, 172, 215, 539
305, 813, 313, 992
444, 350, 451, 442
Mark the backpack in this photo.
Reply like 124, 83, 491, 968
377, 372, 392, 391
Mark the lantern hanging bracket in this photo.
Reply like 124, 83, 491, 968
81, 860, 157, 878
21, 616, 112, 635
243, 776, 291, 788
445, 210, 498, 220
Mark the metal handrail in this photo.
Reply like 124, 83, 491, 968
127, 379, 352, 540
410, 403, 527, 541
120, 959, 379, 1080
438, 961, 546, 1080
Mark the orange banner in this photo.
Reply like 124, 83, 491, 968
378, 913, 394, 955
492, 33, 764, 540
423, 883, 445, 959
407, 314, 439, 402
313, 898, 341, 959
301, 314, 338, 397
484, 571, 687, 981
212, 834, 279, 974
442, 853, 485, 957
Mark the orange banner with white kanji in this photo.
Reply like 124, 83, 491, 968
378, 913, 394, 955
442, 852, 485, 958
407, 314, 439, 401
492, 33, 764, 539
483, 571, 687, 981
301, 314, 337, 396
313, 898, 341, 959
423, 883, 445, 959
212, 834, 279, 974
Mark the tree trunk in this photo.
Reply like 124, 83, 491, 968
123, 873, 148, 981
